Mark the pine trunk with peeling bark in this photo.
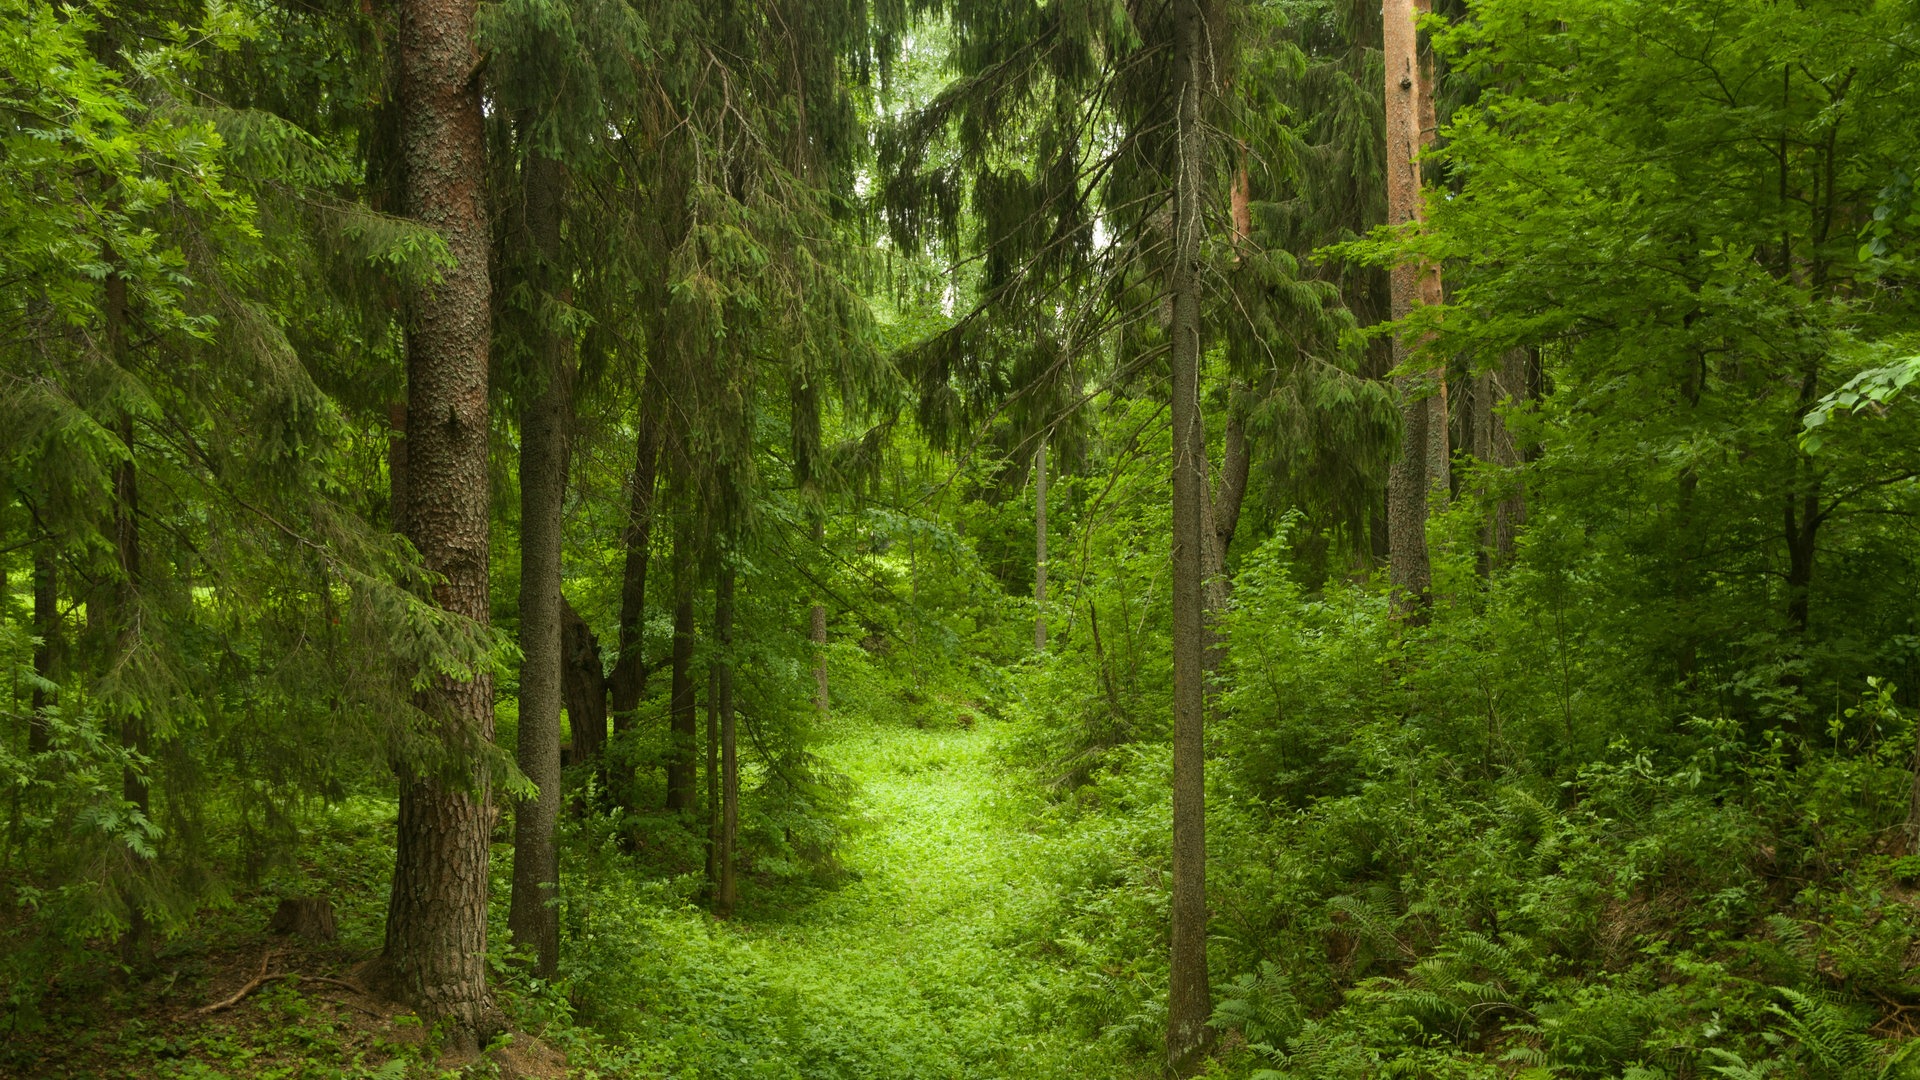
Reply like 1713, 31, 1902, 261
375, 0, 497, 1047
508, 149, 571, 982
1384, 0, 1445, 618
1166, 0, 1213, 1069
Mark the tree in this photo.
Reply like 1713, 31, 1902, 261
1034, 443, 1048, 653
372, 0, 499, 1045
505, 146, 573, 980
666, 511, 698, 813
1382, 0, 1444, 617
714, 562, 739, 917
1166, 2, 1215, 1068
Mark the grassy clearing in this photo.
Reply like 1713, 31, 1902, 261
568, 713, 1138, 1080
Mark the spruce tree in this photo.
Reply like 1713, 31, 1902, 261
373, 0, 499, 1044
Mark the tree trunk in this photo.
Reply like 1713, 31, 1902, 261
1907, 721, 1920, 853
111, 414, 150, 966
1212, 407, 1250, 573
1202, 406, 1249, 676
1166, 0, 1213, 1070
98, 263, 152, 966
560, 598, 607, 762
1034, 444, 1048, 654
714, 564, 738, 917
1384, 0, 1443, 618
705, 626, 718, 893
376, 0, 496, 1046
810, 516, 829, 715
28, 542, 56, 757
609, 380, 661, 730
508, 149, 572, 982
1785, 360, 1823, 636
1784, 489, 1820, 635
666, 524, 697, 813
1473, 348, 1529, 570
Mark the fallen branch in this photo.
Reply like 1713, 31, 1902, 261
195, 951, 276, 1016
297, 975, 366, 995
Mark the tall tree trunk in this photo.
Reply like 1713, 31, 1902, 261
1384, 0, 1445, 618
28, 542, 56, 757
1784, 489, 1820, 634
559, 597, 607, 761
111, 416, 149, 964
1786, 360, 1823, 636
705, 626, 718, 892
1166, 0, 1213, 1070
666, 523, 697, 813
810, 516, 829, 715
714, 564, 738, 917
1034, 444, 1048, 654
508, 149, 572, 982
100, 265, 151, 966
376, 0, 496, 1046
1907, 720, 1920, 853
609, 381, 661, 730
1203, 406, 1249, 676
1471, 349, 1529, 571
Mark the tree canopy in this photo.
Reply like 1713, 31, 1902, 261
6, 0, 1920, 1076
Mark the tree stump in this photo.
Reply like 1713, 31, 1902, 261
267, 897, 337, 941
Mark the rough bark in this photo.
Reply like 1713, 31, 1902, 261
1166, 0, 1213, 1070
1384, 0, 1444, 618
560, 598, 608, 762
609, 380, 661, 730
1034, 444, 1048, 654
268, 897, 338, 941
714, 564, 738, 918
508, 149, 572, 982
375, 0, 497, 1046
666, 525, 697, 813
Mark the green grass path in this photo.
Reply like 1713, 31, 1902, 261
716, 717, 1110, 1080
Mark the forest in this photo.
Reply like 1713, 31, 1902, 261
4, 0, 1920, 1076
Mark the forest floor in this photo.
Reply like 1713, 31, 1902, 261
716, 714, 1123, 1080
5, 713, 1133, 1080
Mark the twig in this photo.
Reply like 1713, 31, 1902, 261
195, 951, 275, 1016
296, 975, 367, 995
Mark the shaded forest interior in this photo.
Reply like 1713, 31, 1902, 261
6, 0, 1920, 1077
